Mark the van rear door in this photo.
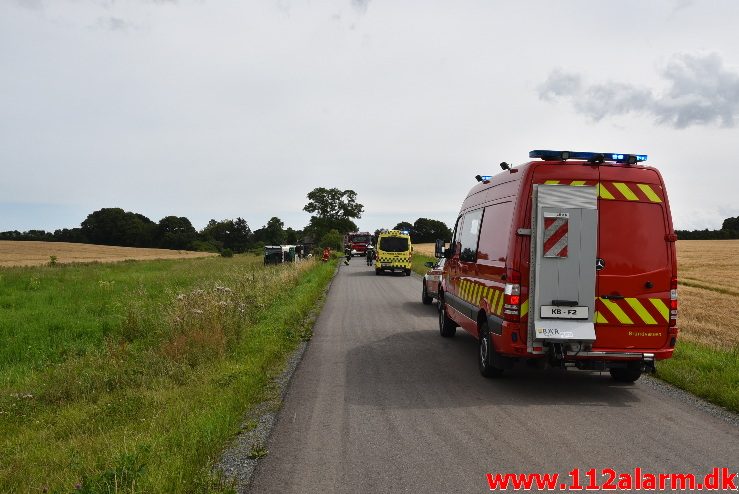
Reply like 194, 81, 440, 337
530, 184, 598, 343
595, 174, 672, 349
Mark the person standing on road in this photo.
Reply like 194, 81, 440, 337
344, 246, 351, 265
366, 246, 375, 266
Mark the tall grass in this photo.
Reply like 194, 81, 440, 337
0, 256, 335, 493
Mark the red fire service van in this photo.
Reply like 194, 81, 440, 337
435, 150, 678, 382
345, 232, 372, 256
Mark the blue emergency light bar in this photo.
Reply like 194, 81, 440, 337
480, 175, 493, 181
529, 149, 648, 164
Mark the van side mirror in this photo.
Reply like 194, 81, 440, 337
434, 239, 445, 258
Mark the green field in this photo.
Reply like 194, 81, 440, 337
0, 255, 335, 493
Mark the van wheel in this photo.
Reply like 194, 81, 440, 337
609, 367, 642, 383
375, 269, 381, 276
438, 298, 456, 338
422, 282, 433, 305
479, 322, 504, 378
405, 269, 411, 276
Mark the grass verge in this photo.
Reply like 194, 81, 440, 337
411, 253, 437, 276
0, 256, 336, 493
655, 341, 739, 414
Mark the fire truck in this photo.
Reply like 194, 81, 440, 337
344, 232, 372, 257
436, 150, 678, 382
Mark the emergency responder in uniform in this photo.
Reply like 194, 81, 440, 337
344, 246, 351, 265
366, 246, 375, 266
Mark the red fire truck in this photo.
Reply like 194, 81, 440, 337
344, 232, 372, 257
436, 150, 678, 382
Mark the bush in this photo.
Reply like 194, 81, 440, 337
221, 248, 234, 258
319, 229, 343, 251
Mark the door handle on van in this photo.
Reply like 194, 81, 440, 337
600, 294, 625, 300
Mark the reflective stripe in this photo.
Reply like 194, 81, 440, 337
598, 183, 615, 200
520, 299, 529, 317
570, 180, 587, 186
496, 291, 505, 314
626, 298, 658, 325
613, 182, 639, 201
637, 183, 662, 203
649, 298, 670, 322
601, 298, 634, 324
462, 281, 470, 301
544, 180, 560, 184
595, 311, 609, 324
473, 283, 482, 304
491, 290, 500, 311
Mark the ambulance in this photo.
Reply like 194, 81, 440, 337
436, 150, 678, 382
376, 230, 413, 276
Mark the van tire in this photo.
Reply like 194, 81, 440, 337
405, 269, 411, 276
422, 282, 433, 305
375, 269, 381, 276
479, 322, 504, 378
609, 367, 642, 383
438, 299, 457, 338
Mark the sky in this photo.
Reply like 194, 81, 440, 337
2, 0, 739, 234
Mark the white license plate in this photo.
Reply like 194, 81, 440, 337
540, 305, 589, 319
382, 262, 392, 266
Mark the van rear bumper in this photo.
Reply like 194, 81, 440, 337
564, 349, 674, 361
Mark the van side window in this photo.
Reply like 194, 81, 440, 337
477, 202, 514, 263
451, 215, 464, 255
459, 209, 483, 262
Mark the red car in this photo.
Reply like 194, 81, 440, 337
422, 258, 445, 305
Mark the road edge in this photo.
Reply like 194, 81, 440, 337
216, 261, 340, 493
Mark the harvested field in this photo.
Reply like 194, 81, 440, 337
0, 240, 215, 267
676, 240, 739, 349
414, 243, 435, 257
415, 240, 739, 349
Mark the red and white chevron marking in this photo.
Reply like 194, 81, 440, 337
543, 216, 568, 258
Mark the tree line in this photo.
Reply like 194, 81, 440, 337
676, 216, 739, 240
391, 218, 452, 243
1, 187, 453, 254
0, 208, 299, 253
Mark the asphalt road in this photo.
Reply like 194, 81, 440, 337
249, 260, 739, 493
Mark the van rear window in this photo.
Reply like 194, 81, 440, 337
379, 237, 409, 252
599, 202, 668, 273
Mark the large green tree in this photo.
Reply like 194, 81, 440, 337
200, 217, 252, 253
157, 216, 197, 250
722, 216, 739, 232
261, 217, 287, 245
413, 218, 452, 243
81, 208, 156, 247
303, 187, 364, 239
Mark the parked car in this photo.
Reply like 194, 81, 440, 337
422, 258, 445, 305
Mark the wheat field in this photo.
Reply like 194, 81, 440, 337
0, 241, 215, 267
414, 240, 739, 348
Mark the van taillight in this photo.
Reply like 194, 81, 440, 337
669, 276, 678, 327
503, 283, 521, 322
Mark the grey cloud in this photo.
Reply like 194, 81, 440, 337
15, 0, 43, 9
96, 16, 137, 32
539, 53, 739, 128
537, 69, 581, 101
351, 0, 371, 14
